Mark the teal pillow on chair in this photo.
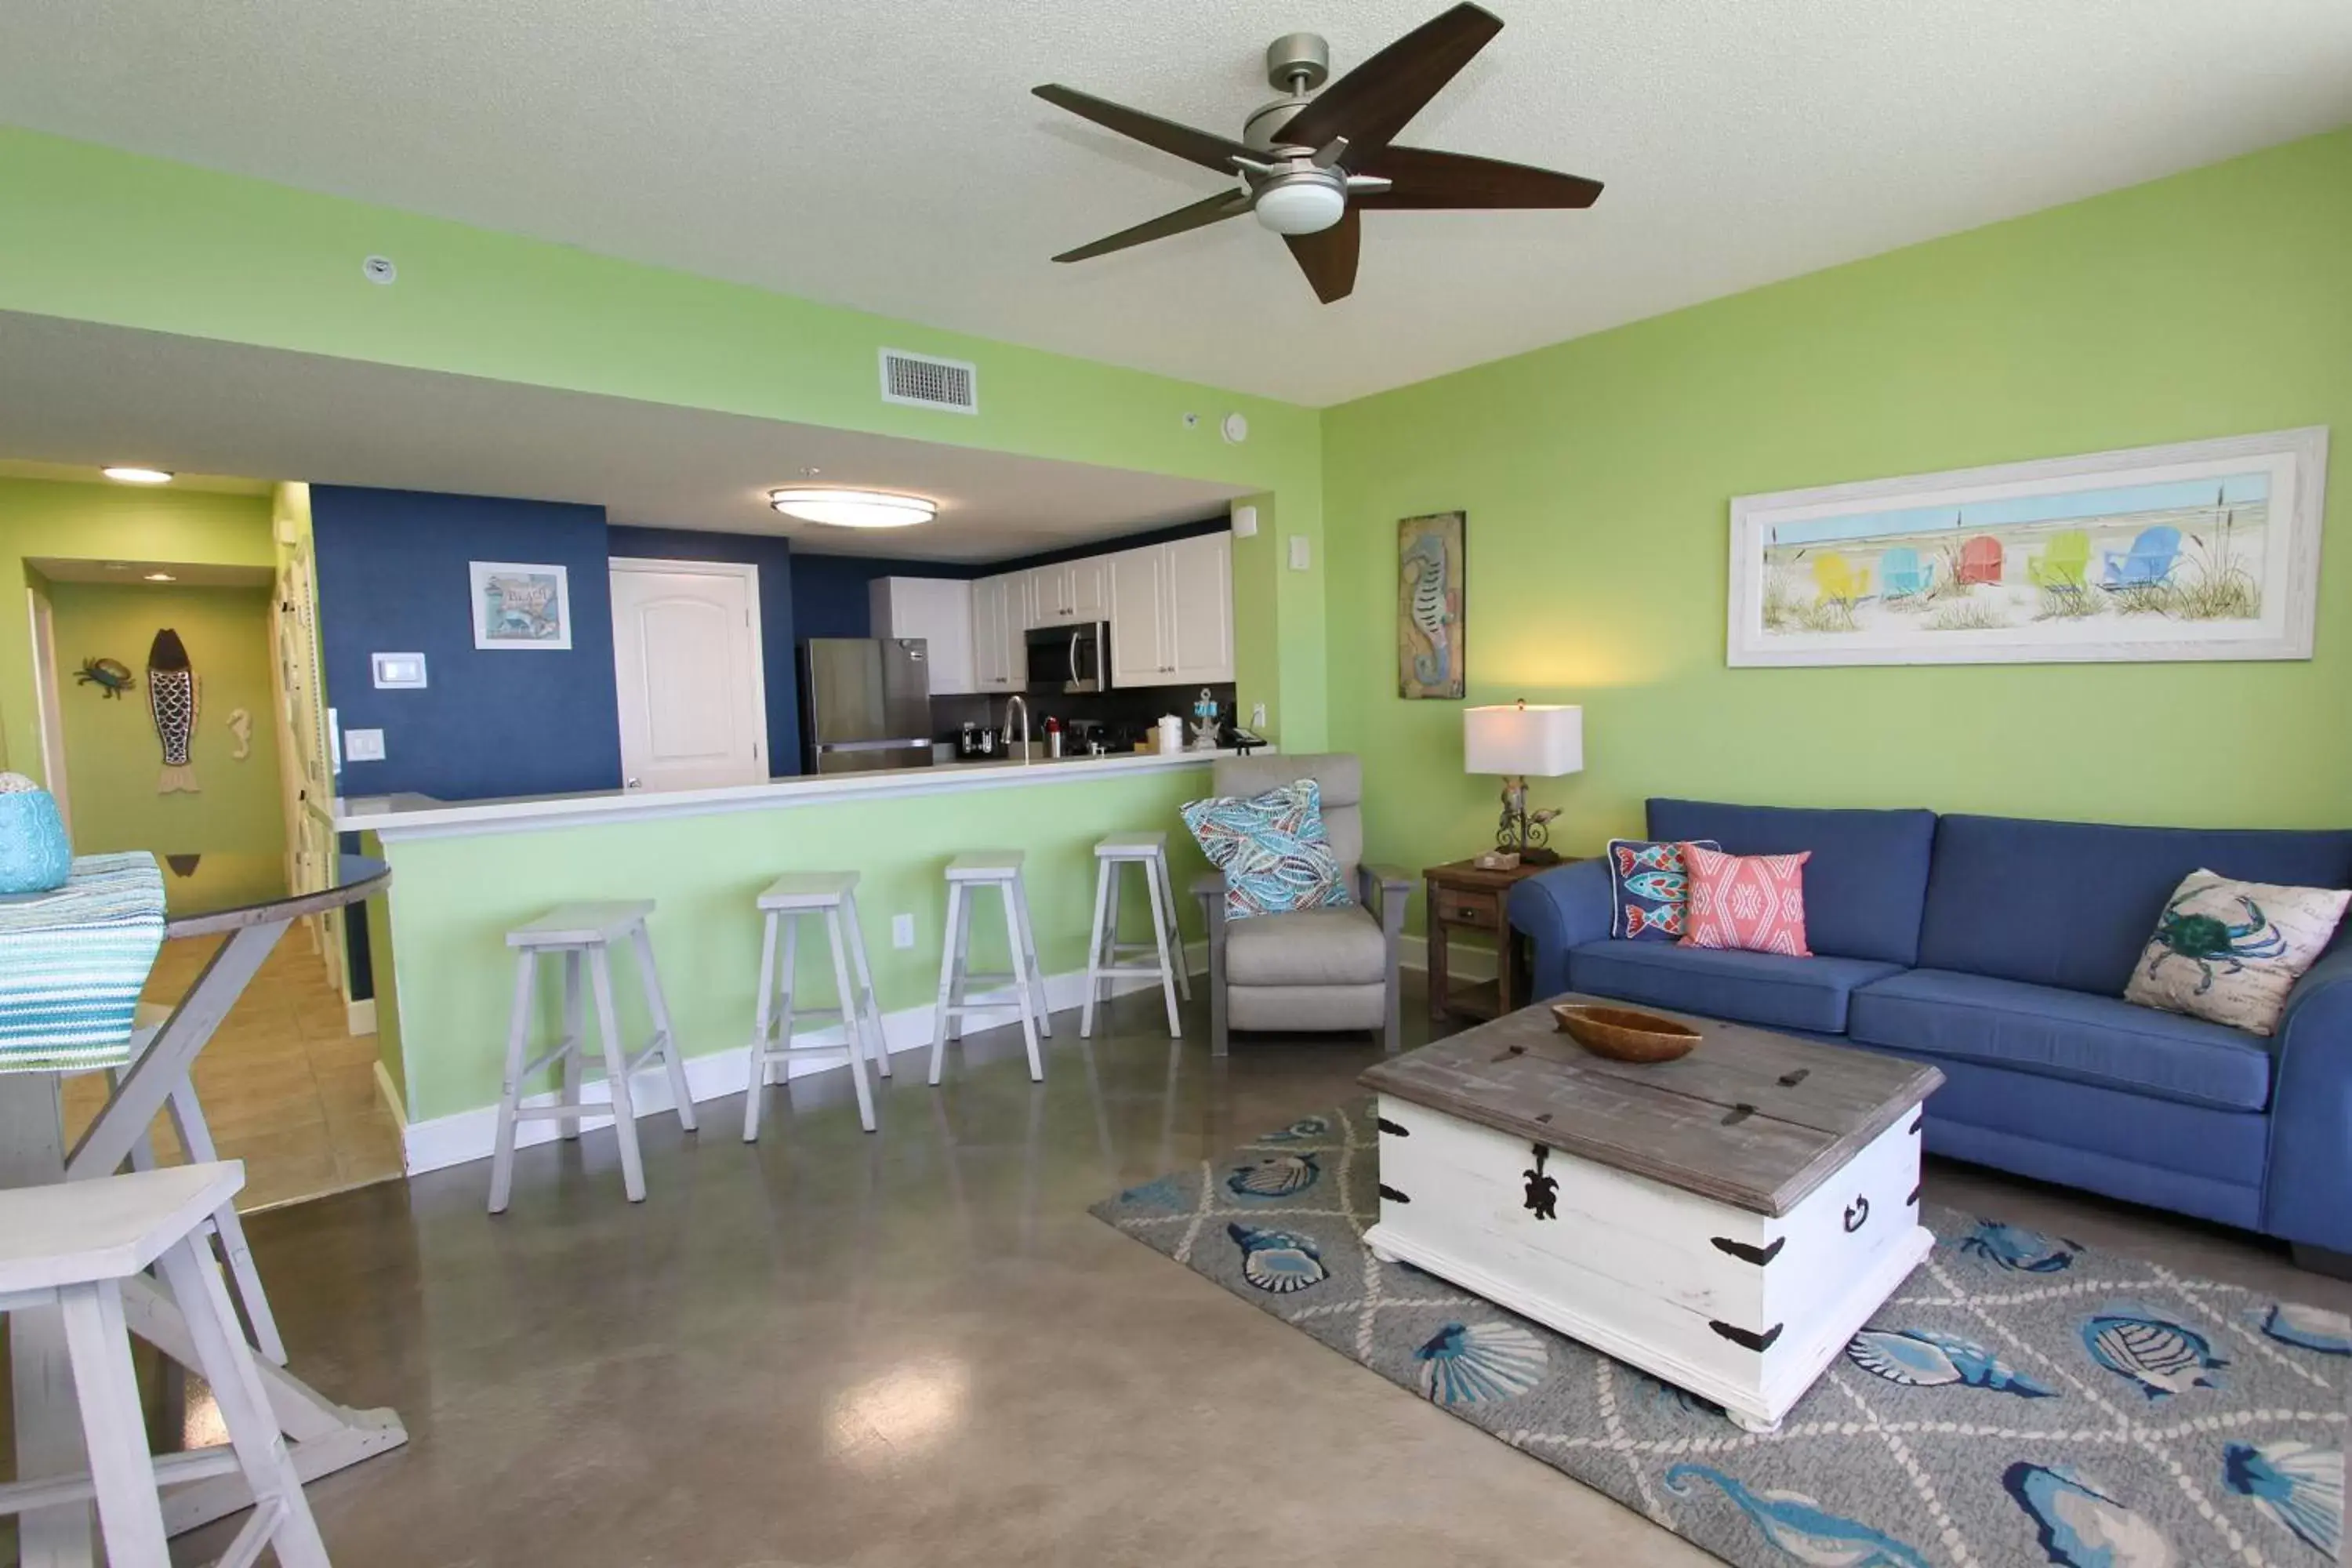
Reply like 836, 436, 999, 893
1181, 779, 1354, 920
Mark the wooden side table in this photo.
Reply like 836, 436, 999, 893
1424, 857, 1565, 1022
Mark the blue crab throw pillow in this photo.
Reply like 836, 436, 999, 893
1606, 838, 1720, 942
2123, 869, 2348, 1036
1181, 779, 1353, 921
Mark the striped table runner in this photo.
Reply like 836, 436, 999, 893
0, 851, 166, 1074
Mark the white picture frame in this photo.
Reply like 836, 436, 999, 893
1726, 426, 2328, 667
470, 561, 572, 652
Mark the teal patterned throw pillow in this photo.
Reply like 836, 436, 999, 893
1181, 780, 1354, 921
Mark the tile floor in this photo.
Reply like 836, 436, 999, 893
111, 983, 2348, 1568
58, 925, 405, 1212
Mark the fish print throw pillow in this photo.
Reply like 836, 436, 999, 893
1181, 779, 1354, 921
2125, 870, 2348, 1036
1681, 844, 1813, 957
1606, 838, 1720, 942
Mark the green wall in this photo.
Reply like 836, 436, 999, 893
0, 127, 1328, 749
1323, 129, 2352, 899
47, 580, 285, 860
380, 766, 1214, 1121
0, 478, 278, 782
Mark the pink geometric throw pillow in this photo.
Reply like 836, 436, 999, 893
1680, 843, 1813, 957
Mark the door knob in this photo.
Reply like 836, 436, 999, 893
626, 777, 642, 789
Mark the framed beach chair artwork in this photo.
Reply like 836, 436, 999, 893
1726, 426, 2327, 666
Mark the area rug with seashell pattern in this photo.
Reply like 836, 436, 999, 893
1092, 1101, 2347, 1567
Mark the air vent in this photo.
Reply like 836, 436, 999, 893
880, 349, 978, 414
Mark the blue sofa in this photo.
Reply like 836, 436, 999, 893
1510, 800, 2352, 1268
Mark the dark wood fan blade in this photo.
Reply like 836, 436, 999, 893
1284, 208, 1361, 303
1033, 84, 1254, 175
1355, 145, 1603, 208
1278, 4, 1502, 162
1054, 190, 1250, 263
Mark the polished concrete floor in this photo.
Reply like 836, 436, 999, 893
58, 930, 405, 1211
36, 983, 2352, 1566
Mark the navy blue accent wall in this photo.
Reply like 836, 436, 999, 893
787, 554, 975, 641
605, 525, 801, 777
312, 486, 622, 801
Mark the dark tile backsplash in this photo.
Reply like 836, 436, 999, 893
932, 683, 1236, 750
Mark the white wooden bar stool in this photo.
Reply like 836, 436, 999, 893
489, 901, 696, 1212
0, 1163, 332, 1568
928, 852, 1050, 1085
744, 871, 891, 1140
1081, 831, 1189, 1038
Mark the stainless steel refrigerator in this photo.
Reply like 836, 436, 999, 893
800, 637, 935, 775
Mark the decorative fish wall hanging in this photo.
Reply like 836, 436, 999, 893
147, 629, 201, 794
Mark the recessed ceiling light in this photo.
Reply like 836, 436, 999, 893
143, 572, 176, 583
102, 466, 174, 485
768, 488, 937, 529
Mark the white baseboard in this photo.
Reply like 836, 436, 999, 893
372, 1056, 408, 1125
401, 945, 1210, 1178
346, 997, 377, 1036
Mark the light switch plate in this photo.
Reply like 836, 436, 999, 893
891, 914, 916, 949
371, 652, 427, 689
1287, 535, 1311, 571
344, 728, 387, 762
1251, 702, 1267, 727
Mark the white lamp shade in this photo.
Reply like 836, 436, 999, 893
1464, 703, 1583, 777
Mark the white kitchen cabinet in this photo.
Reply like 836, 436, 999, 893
1107, 546, 1169, 688
1164, 532, 1235, 684
1022, 560, 1109, 627
1105, 534, 1233, 688
971, 575, 1020, 691
868, 576, 977, 695
1066, 558, 1109, 622
1021, 565, 1066, 629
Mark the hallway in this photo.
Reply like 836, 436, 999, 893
60, 926, 405, 1211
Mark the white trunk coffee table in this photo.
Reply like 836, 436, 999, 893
1362, 996, 1944, 1434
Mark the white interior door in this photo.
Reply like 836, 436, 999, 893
25, 586, 71, 833
610, 560, 768, 793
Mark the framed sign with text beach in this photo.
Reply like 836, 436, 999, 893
1726, 427, 2327, 667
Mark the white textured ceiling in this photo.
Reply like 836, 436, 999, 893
0, 313, 1246, 561
2, 2, 2348, 405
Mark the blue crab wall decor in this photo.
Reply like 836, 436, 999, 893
74, 656, 135, 699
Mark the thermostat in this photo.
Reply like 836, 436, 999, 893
371, 652, 427, 689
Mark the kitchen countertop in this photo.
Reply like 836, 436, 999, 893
333, 745, 1265, 843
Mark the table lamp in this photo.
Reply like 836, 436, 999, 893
1464, 700, 1583, 865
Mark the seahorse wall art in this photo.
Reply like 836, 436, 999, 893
1398, 511, 1466, 699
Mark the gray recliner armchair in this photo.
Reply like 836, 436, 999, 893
1192, 753, 1412, 1058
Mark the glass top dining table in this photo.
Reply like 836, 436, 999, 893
0, 851, 405, 1559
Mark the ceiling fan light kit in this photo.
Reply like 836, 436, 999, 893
1034, 3, 1602, 303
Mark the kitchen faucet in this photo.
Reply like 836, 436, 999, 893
1004, 694, 1030, 765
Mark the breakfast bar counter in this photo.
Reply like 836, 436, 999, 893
334, 745, 1254, 842
336, 748, 1260, 1170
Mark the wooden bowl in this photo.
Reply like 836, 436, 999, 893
1551, 1003, 1702, 1063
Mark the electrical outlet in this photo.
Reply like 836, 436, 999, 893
1250, 702, 1267, 728
343, 728, 386, 762
891, 913, 916, 949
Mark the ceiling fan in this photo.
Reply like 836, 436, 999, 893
1033, 2, 1602, 303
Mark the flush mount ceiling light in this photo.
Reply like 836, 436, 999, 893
102, 466, 174, 485
768, 488, 937, 529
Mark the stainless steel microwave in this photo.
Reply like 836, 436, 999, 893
1025, 621, 1109, 694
